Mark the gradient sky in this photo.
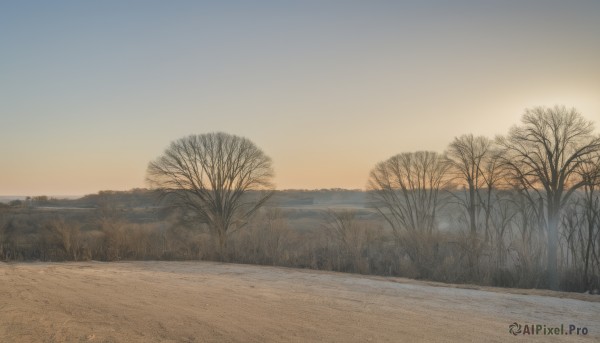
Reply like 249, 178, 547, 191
1, 1, 599, 196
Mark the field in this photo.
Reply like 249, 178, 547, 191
1, 262, 599, 342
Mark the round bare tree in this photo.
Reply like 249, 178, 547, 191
146, 132, 275, 258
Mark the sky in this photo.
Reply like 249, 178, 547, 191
1, 1, 599, 196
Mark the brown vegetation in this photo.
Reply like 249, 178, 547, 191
1, 106, 599, 294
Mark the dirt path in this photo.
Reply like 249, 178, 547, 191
0, 261, 598, 342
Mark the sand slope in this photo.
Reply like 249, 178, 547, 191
0, 261, 598, 342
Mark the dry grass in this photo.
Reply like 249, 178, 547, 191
1, 261, 599, 342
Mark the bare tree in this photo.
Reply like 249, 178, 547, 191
497, 105, 600, 289
576, 152, 600, 290
146, 132, 275, 258
368, 151, 449, 275
368, 151, 450, 236
445, 134, 507, 277
479, 148, 506, 244
488, 190, 515, 269
508, 187, 546, 287
445, 134, 493, 236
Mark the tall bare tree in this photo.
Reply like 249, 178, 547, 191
445, 134, 505, 277
478, 148, 505, 243
445, 134, 493, 236
146, 132, 275, 258
497, 105, 600, 289
368, 151, 449, 275
576, 152, 600, 290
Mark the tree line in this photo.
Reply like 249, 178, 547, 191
368, 105, 600, 291
1, 105, 598, 293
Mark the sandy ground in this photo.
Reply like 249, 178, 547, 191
1, 262, 599, 342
